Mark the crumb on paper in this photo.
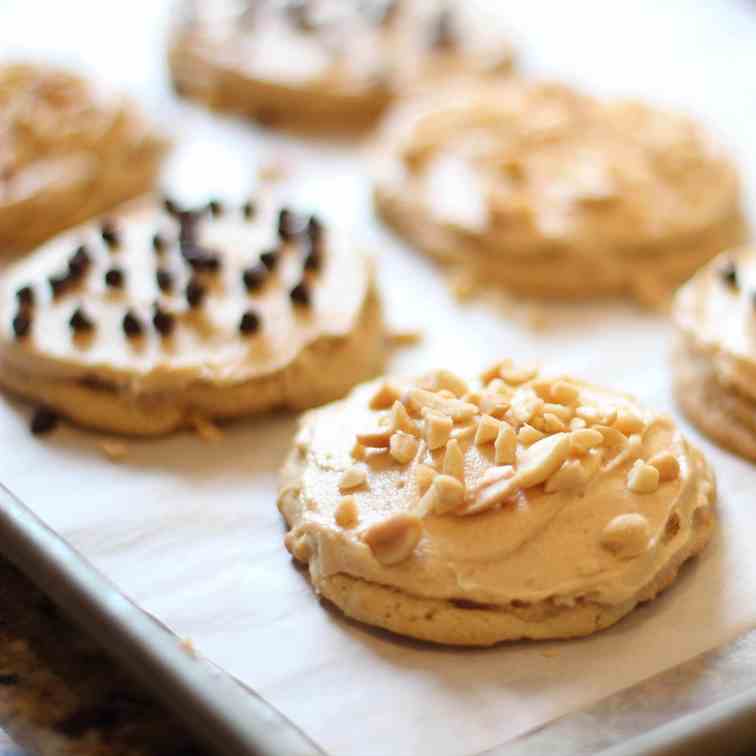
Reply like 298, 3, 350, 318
192, 415, 224, 443
180, 637, 198, 658
99, 439, 129, 461
387, 328, 423, 348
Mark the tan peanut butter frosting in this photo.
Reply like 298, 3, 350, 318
373, 78, 745, 302
282, 364, 715, 609
170, 0, 513, 129
0, 64, 167, 252
0, 193, 386, 436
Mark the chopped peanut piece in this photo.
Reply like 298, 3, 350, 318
391, 400, 418, 436
339, 464, 367, 491
517, 433, 571, 489
362, 513, 422, 565
424, 411, 453, 450
415, 464, 437, 494
500, 364, 538, 385
480, 362, 505, 384
601, 514, 650, 558
627, 460, 659, 494
518, 424, 545, 446
356, 427, 392, 448
474, 414, 500, 445
335, 496, 359, 528
406, 388, 478, 421
351, 439, 366, 460
435, 370, 469, 397
614, 408, 646, 435
530, 378, 554, 398
551, 381, 579, 404
570, 428, 604, 455
462, 468, 517, 515
285, 532, 313, 562
494, 423, 517, 464
479, 392, 510, 418
443, 439, 465, 481
510, 389, 544, 424
369, 381, 402, 410
576, 406, 600, 424
543, 413, 567, 433
418, 474, 465, 515
545, 459, 586, 493
648, 451, 680, 482
543, 402, 573, 421
570, 417, 587, 431
390, 431, 419, 465
451, 424, 476, 442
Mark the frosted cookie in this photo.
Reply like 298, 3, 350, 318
279, 363, 715, 645
0, 195, 385, 435
0, 64, 167, 255
373, 79, 745, 305
168, 0, 514, 132
673, 248, 756, 460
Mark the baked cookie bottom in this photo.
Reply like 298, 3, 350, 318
169, 41, 390, 133
0, 291, 385, 436
278, 440, 715, 647
674, 337, 756, 461
0, 145, 165, 256
374, 186, 748, 306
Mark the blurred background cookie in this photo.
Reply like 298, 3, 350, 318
279, 363, 716, 645
0, 193, 386, 435
0, 63, 168, 255
168, 0, 514, 133
673, 247, 756, 460
373, 78, 746, 306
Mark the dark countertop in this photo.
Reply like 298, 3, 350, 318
0, 560, 208, 756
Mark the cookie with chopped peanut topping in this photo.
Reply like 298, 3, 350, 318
168, 0, 514, 133
372, 78, 746, 305
278, 363, 715, 645
0, 194, 385, 435
0, 63, 167, 255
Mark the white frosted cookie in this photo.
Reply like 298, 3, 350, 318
373, 78, 746, 305
673, 247, 756, 460
0, 195, 385, 436
168, 0, 514, 132
279, 363, 716, 645
0, 64, 167, 255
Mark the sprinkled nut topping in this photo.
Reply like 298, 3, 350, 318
648, 451, 680, 482
570, 428, 603, 455
30, 407, 58, 436
418, 474, 464, 516
517, 424, 544, 446
474, 414, 499, 445
406, 388, 477, 421
389, 431, 419, 464
16, 286, 34, 307
443, 438, 465, 481
494, 422, 516, 464
104, 267, 125, 288
544, 459, 588, 493
424, 411, 452, 450
335, 496, 359, 529
369, 380, 402, 410
12, 312, 30, 339
362, 513, 422, 566
516, 433, 571, 489
601, 513, 650, 558
69, 307, 94, 333
122, 310, 143, 338
391, 400, 418, 436
614, 408, 645, 435
551, 380, 579, 404
415, 464, 437, 495
239, 310, 261, 335
185, 278, 206, 308
339, 463, 367, 491
153, 307, 175, 337
290, 281, 311, 306
242, 263, 267, 292
156, 269, 173, 293
627, 460, 660, 494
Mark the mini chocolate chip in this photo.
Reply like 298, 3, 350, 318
260, 249, 279, 271
208, 199, 223, 217
285, 0, 315, 31
719, 261, 738, 289
430, 7, 455, 49
12, 312, 30, 339
278, 207, 306, 241
49, 273, 70, 298
186, 279, 206, 308
304, 247, 322, 272
0, 674, 19, 685
152, 233, 166, 253
239, 310, 260, 334
122, 310, 143, 338
242, 201, 256, 220
242, 264, 267, 292
16, 285, 34, 308
156, 269, 173, 293
153, 307, 175, 337
31, 407, 58, 435
69, 307, 94, 333
183, 245, 221, 272
68, 246, 91, 278
105, 267, 125, 288
307, 215, 323, 243
101, 222, 119, 248
290, 281, 310, 306
163, 196, 179, 216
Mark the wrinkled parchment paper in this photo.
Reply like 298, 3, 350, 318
2, 2, 756, 754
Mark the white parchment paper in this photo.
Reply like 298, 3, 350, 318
2, 2, 756, 755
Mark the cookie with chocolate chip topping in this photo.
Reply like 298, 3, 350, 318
0, 63, 168, 255
372, 78, 746, 305
168, 0, 514, 133
0, 194, 386, 435
674, 246, 756, 460
279, 362, 715, 645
